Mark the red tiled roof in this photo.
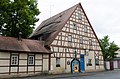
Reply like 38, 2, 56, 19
0, 36, 50, 53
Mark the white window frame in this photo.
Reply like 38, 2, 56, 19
28, 55, 35, 65
11, 54, 18, 65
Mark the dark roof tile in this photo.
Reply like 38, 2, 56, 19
30, 3, 78, 45
0, 36, 50, 53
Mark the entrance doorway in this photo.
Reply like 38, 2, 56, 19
71, 58, 80, 73
80, 54, 85, 72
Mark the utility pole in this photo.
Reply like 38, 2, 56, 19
50, 5, 54, 17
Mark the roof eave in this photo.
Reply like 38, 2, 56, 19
0, 49, 52, 54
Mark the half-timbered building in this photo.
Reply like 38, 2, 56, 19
0, 36, 51, 76
30, 3, 104, 73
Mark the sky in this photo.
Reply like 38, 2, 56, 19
36, 0, 120, 46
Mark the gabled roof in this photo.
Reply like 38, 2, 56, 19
30, 3, 79, 45
30, 3, 100, 46
30, 3, 77, 37
0, 36, 50, 53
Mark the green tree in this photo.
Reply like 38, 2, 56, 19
108, 42, 119, 59
0, 0, 40, 38
100, 35, 119, 61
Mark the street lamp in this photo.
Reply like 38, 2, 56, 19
74, 48, 77, 59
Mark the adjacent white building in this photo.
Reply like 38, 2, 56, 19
0, 36, 51, 76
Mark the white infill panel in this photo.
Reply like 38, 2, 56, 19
43, 59, 48, 71
113, 61, 118, 69
106, 61, 110, 70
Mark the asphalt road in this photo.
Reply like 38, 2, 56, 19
17, 70, 120, 79
59, 70, 120, 79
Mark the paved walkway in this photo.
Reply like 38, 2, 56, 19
16, 71, 105, 79
0, 70, 107, 79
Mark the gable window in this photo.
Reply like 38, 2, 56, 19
84, 26, 87, 32
89, 39, 92, 46
87, 59, 92, 66
95, 58, 99, 65
78, 13, 82, 20
38, 36, 42, 41
68, 35, 72, 42
28, 54, 35, 65
73, 22, 77, 30
80, 36, 83, 44
56, 57, 60, 67
11, 54, 18, 66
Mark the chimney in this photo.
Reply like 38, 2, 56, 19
18, 32, 22, 41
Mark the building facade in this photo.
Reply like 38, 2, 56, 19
0, 36, 51, 76
30, 3, 104, 73
106, 49, 120, 70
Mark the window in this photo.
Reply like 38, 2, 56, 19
80, 36, 83, 44
87, 59, 92, 66
28, 55, 35, 65
56, 57, 60, 67
73, 22, 77, 30
68, 35, 72, 42
78, 13, 82, 20
84, 26, 87, 32
11, 54, 18, 66
95, 58, 99, 65
89, 39, 92, 46
38, 36, 42, 41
